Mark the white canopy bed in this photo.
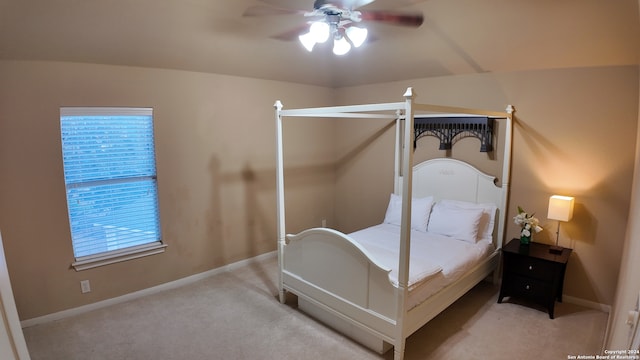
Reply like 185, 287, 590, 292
274, 88, 514, 360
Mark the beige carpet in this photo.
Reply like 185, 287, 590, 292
23, 256, 608, 360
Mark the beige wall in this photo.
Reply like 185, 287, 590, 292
333, 66, 639, 306
0, 60, 637, 320
0, 60, 335, 320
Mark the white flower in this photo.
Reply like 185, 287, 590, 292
514, 206, 543, 238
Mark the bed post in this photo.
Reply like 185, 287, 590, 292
394, 88, 415, 360
494, 105, 514, 283
274, 100, 286, 304
500, 105, 515, 248
394, 110, 403, 195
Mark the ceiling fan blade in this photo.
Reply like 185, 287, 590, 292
270, 23, 311, 41
359, 10, 423, 27
315, 0, 376, 10
243, 5, 305, 17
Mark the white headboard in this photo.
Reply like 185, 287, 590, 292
412, 159, 501, 202
398, 158, 507, 248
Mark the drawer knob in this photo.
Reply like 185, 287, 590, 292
525, 285, 531, 290
528, 265, 533, 270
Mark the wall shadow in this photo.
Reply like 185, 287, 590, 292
207, 156, 336, 298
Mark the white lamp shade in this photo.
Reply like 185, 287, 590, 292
333, 36, 351, 55
298, 32, 316, 52
547, 195, 575, 222
309, 21, 330, 43
346, 26, 367, 47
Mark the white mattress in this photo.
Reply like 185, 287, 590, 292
348, 223, 495, 309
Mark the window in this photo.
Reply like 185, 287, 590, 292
60, 107, 165, 271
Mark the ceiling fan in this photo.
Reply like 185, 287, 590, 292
243, 0, 424, 55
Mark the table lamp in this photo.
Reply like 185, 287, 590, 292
547, 195, 574, 254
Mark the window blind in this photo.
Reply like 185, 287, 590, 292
60, 108, 162, 259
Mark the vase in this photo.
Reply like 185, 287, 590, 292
520, 234, 531, 245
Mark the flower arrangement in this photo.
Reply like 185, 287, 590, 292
513, 206, 543, 244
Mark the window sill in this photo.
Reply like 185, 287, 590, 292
71, 242, 167, 271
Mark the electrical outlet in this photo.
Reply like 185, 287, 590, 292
80, 280, 91, 294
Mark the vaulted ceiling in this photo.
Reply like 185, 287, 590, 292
0, 0, 638, 88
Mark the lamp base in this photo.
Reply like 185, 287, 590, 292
549, 245, 564, 254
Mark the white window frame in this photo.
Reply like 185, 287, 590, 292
60, 107, 166, 271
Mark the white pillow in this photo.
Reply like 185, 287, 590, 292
427, 203, 484, 243
437, 199, 497, 241
383, 194, 434, 232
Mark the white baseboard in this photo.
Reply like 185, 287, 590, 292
564, 295, 611, 313
21, 252, 609, 329
21, 251, 277, 328
563, 295, 611, 354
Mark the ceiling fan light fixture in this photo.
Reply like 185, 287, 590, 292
333, 36, 351, 55
298, 32, 316, 52
244, 2, 424, 56
345, 26, 367, 48
309, 21, 330, 43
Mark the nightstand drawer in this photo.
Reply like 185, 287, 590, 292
508, 257, 556, 281
510, 275, 551, 301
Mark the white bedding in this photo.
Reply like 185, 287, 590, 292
349, 223, 495, 308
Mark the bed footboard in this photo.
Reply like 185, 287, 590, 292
282, 227, 399, 340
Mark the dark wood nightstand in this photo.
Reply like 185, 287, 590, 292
497, 239, 572, 319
